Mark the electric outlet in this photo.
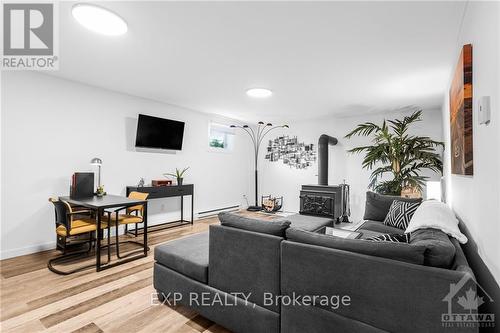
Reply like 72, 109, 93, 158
478, 96, 491, 125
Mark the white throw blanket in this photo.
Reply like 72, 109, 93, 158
405, 200, 468, 244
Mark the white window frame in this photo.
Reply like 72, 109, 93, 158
208, 122, 235, 153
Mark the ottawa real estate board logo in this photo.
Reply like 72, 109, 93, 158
442, 275, 495, 329
2, 2, 59, 70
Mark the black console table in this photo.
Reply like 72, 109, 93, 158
126, 184, 194, 234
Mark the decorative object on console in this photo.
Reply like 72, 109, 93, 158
265, 135, 316, 169
152, 179, 172, 187
230, 122, 289, 211
138, 178, 145, 187
345, 110, 443, 196
261, 195, 283, 212
164, 167, 189, 186
450, 44, 473, 175
90, 157, 103, 191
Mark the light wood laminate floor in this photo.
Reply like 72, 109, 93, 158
0, 217, 232, 333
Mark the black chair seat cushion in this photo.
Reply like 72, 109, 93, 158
154, 232, 209, 283
286, 227, 425, 265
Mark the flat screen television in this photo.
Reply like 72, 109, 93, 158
135, 114, 185, 150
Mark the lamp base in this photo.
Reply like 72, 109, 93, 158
247, 205, 263, 212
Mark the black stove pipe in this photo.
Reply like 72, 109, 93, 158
318, 134, 338, 186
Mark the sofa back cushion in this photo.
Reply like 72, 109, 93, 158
363, 191, 422, 222
286, 228, 425, 265
409, 228, 456, 268
218, 212, 290, 237
209, 225, 283, 312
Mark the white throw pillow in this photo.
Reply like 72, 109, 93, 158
405, 200, 468, 244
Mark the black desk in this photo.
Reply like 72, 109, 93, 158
126, 184, 194, 233
59, 194, 148, 271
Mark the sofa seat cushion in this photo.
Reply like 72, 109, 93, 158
219, 212, 290, 237
286, 228, 425, 265
154, 232, 209, 283
409, 228, 456, 268
286, 214, 333, 232
359, 220, 403, 234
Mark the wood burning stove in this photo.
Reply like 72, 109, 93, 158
299, 135, 350, 223
299, 184, 349, 222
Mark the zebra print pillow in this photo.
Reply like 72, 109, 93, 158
365, 233, 410, 243
383, 200, 420, 230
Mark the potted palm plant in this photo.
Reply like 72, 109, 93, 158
164, 167, 189, 186
345, 110, 443, 196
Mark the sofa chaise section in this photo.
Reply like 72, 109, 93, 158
154, 232, 209, 284
154, 213, 289, 333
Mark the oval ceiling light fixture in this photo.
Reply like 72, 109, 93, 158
246, 88, 273, 98
72, 4, 128, 36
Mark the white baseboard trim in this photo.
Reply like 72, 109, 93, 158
0, 241, 56, 260
197, 205, 240, 218
0, 209, 223, 260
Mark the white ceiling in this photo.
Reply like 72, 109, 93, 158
49, 1, 466, 122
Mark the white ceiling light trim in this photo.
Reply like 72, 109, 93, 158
246, 88, 273, 98
72, 4, 128, 36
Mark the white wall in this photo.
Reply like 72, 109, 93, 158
441, 1, 500, 283
0, 72, 252, 259
260, 108, 444, 222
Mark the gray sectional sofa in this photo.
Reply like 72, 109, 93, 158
153, 193, 478, 333
154, 213, 330, 332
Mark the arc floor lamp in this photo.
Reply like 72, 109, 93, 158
231, 122, 289, 211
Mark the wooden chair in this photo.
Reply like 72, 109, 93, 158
48, 198, 110, 275
103, 191, 149, 259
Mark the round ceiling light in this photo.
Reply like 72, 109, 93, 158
246, 88, 273, 98
72, 4, 128, 36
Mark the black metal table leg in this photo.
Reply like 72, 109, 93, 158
181, 195, 184, 222
143, 201, 148, 256
96, 208, 102, 271
191, 193, 194, 224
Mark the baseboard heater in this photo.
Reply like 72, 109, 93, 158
197, 205, 240, 218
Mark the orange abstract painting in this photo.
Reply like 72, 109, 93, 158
450, 44, 473, 175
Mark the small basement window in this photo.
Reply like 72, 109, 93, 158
208, 122, 234, 151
